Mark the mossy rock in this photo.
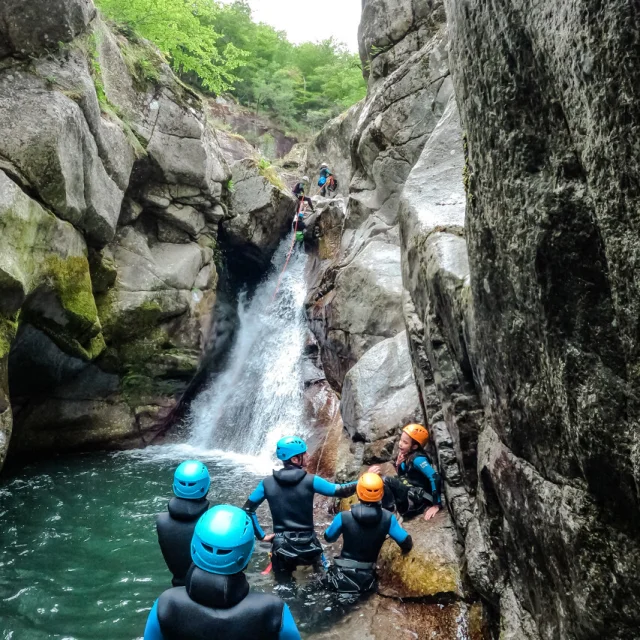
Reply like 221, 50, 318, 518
377, 510, 464, 599
0, 173, 105, 361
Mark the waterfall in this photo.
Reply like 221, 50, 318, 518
187, 236, 309, 461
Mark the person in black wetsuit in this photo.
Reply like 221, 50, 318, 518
156, 460, 211, 586
144, 505, 301, 640
369, 424, 442, 521
243, 436, 357, 581
324, 473, 413, 594
292, 177, 315, 212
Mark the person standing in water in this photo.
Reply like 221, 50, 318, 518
156, 460, 211, 586
243, 436, 357, 581
144, 505, 301, 639
324, 473, 413, 594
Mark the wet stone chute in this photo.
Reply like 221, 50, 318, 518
188, 235, 309, 458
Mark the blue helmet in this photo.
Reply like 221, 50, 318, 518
191, 505, 255, 575
276, 436, 307, 461
173, 460, 210, 499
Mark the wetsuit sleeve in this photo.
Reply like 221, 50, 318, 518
242, 481, 267, 540
388, 515, 413, 554
278, 604, 301, 640
312, 475, 357, 498
144, 600, 166, 640
414, 456, 442, 505
324, 512, 343, 543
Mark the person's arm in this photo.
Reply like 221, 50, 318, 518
312, 475, 357, 498
279, 604, 302, 640
144, 601, 166, 640
242, 481, 267, 540
414, 456, 442, 505
323, 512, 343, 543
388, 515, 413, 554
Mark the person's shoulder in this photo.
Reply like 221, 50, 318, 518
244, 591, 285, 611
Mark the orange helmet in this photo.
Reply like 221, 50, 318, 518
403, 423, 429, 447
356, 473, 384, 503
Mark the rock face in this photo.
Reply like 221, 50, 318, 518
305, 101, 363, 197
0, 0, 95, 58
306, 0, 453, 391
0, 2, 230, 465
308, 241, 405, 388
392, 0, 640, 637
350, 1, 451, 230
341, 331, 421, 466
222, 158, 297, 273
307, 596, 485, 640
377, 510, 463, 599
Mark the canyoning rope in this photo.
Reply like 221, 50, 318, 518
272, 199, 305, 301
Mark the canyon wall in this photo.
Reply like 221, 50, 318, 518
0, 0, 295, 465
307, 0, 640, 637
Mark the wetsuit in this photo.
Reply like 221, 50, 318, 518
292, 183, 314, 212
243, 465, 357, 578
382, 451, 441, 517
156, 497, 210, 586
143, 566, 301, 639
324, 503, 412, 593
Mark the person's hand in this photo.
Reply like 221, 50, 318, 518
263, 533, 276, 542
424, 506, 440, 521
368, 465, 381, 474
395, 452, 406, 467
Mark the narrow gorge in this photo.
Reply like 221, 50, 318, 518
0, 0, 638, 639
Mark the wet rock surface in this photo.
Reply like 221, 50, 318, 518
377, 510, 463, 600
341, 331, 421, 445
307, 596, 486, 640
305, 101, 363, 197
0, 2, 230, 463
222, 158, 297, 274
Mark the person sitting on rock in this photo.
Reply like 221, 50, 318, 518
292, 177, 315, 212
144, 505, 301, 640
156, 460, 212, 587
318, 163, 338, 197
369, 424, 442, 521
243, 436, 357, 581
324, 473, 413, 594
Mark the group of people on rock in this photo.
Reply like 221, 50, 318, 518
291, 163, 338, 243
144, 423, 441, 639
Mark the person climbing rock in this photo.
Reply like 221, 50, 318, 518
243, 436, 357, 581
318, 163, 338, 197
292, 211, 306, 244
144, 505, 301, 640
324, 473, 412, 594
156, 460, 212, 587
292, 177, 315, 212
369, 424, 442, 521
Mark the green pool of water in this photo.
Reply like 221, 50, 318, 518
0, 447, 346, 639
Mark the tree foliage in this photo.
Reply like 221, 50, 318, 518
96, 0, 367, 131
96, 0, 246, 92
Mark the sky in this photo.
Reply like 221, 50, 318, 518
221, 0, 362, 52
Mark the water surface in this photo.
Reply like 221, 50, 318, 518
0, 447, 345, 640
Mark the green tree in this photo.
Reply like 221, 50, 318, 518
96, 0, 246, 93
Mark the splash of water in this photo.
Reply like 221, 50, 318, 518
187, 236, 309, 462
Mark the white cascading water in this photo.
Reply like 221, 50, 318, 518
187, 235, 309, 462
